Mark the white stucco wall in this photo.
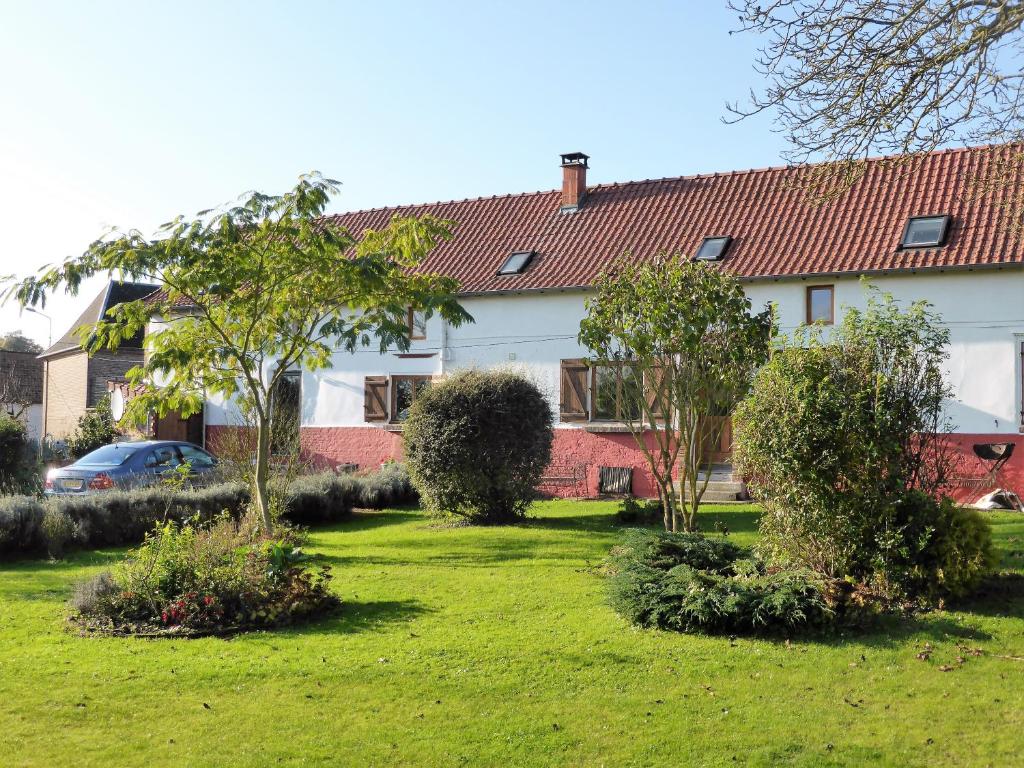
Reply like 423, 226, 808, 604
203, 268, 1024, 436
743, 269, 1024, 434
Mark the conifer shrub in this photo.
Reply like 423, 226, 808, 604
403, 370, 553, 524
607, 529, 833, 635
869, 491, 998, 602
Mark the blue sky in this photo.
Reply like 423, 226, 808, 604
0, 1, 786, 345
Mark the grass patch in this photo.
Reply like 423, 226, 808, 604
0, 502, 1022, 766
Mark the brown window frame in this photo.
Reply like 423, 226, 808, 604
407, 307, 427, 340
390, 374, 432, 423
561, 358, 667, 425
589, 361, 645, 423
805, 285, 834, 325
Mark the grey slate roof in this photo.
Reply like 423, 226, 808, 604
39, 281, 159, 359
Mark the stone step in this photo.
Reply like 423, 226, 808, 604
701, 491, 745, 503
674, 472, 746, 503
696, 463, 740, 483
701, 480, 743, 494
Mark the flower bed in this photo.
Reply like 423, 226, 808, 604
69, 515, 340, 637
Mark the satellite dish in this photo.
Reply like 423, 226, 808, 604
110, 387, 125, 421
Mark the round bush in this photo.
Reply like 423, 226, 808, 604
870, 491, 998, 601
402, 370, 553, 524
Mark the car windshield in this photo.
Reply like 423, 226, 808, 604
76, 444, 138, 467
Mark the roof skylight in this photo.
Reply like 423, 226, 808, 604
694, 236, 732, 261
498, 250, 535, 275
900, 215, 951, 248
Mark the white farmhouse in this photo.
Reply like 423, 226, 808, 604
203, 146, 1024, 498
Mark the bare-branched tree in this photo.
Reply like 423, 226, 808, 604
729, 1, 1024, 159
0, 359, 36, 420
728, 1, 1024, 198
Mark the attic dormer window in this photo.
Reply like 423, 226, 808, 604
901, 215, 950, 249
694, 236, 732, 261
498, 250, 535, 275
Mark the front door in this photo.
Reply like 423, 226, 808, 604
699, 415, 733, 464
154, 410, 204, 444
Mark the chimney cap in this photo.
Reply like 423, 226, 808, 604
560, 152, 589, 168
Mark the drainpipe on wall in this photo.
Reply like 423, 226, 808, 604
440, 318, 449, 375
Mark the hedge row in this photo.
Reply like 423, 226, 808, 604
0, 463, 417, 558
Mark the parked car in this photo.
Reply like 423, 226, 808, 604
44, 440, 219, 495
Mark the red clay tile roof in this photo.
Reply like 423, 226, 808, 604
325, 143, 1024, 293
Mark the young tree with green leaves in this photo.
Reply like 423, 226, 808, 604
3, 173, 471, 530
578, 256, 774, 532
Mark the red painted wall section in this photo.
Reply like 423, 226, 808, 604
300, 427, 403, 470
206, 425, 1024, 503
942, 433, 1024, 503
206, 426, 404, 472
207, 425, 661, 497
548, 429, 671, 498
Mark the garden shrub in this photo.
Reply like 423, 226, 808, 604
607, 529, 832, 635
403, 370, 553, 524
732, 289, 995, 602
65, 397, 121, 459
870, 491, 998, 601
354, 461, 417, 508
40, 507, 76, 559
278, 472, 357, 525
69, 514, 339, 637
0, 413, 40, 495
0, 494, 45, 553
614, 496, 663, 525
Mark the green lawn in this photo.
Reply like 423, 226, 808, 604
1, 502, 1022, 767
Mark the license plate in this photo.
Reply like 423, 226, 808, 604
60, 478, 85, 491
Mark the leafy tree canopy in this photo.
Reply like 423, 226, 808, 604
0, 331, 42, 354
3, 173, 472, 528
579, 256, 774, 532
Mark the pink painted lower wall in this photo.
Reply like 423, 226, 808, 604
205, 425, 404, 471
943, 433, 1024, 503
205, 426, 1024, 502
206, 424, 664, 497
301, 426, 403, 470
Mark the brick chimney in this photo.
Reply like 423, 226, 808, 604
560, 152, 589, 212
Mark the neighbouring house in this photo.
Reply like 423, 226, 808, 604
39, 281, 157, 441
197, 145, 1024, 499
0, 349, 43, 442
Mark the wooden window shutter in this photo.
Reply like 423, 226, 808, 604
364, 376, 388, 421
559, 359, 590, 421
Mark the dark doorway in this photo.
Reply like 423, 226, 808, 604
271, 370, 301, 455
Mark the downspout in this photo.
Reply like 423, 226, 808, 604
439, 317, 449, 375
